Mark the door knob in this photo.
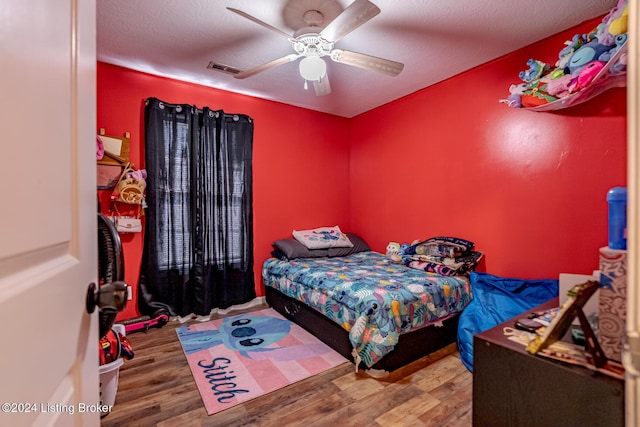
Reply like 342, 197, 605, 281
86, 281, 129, 314
86, 282, 98, 314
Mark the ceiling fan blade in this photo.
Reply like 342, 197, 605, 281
319, 0, 380, 43
313, 75, 331, 96
330, 49, 404, 77
227, 8, 295, 42
234, 54, 300, 79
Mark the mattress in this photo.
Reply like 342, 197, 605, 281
262, 251, 473, 367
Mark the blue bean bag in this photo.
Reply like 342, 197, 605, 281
457, 271, 559, 372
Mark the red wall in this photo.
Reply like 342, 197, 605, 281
98, 16, 628, 319
348, 17, 627, 279
97, 63, 350, 320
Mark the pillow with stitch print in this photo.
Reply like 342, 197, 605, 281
292, 226, 353, 249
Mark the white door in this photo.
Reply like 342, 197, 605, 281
0, 0, 98, 426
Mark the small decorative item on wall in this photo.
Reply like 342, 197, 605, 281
96, 129, 131, 189
111, 164, 147, 206
108, 162, 147, 234
97, 129, 130, 166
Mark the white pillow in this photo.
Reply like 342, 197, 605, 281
292, 226, 354, 249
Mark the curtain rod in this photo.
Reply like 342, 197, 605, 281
145, 98, 251, 122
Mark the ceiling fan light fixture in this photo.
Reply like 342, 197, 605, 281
299, 56, 326, 81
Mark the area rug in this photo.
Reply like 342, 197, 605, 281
176, 308, 348, 415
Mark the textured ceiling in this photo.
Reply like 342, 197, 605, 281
97, 0, 618, 117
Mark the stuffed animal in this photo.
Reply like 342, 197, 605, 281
386, 242, 403, 263
571, 61, 605, 93
599, 33, 627, 63
499, 83, 529, 108
609, 34, 628, 74
400, 243, 411, 255
595, 0, 628, 45
548, 68, 566, 80
546, 74, 574, 98
566, 39, 611, 75
126, 168, 147, 183
602, 0, 628, 25
519, 59, 549, 83
386, 242, 400, 256
557, 34, 587, 69
608, 5, 628, 35
521, 81, 558, 108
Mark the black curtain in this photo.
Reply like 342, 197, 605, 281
139, 97, 255, 317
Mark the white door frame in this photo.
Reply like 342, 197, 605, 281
626, 0, 640, 425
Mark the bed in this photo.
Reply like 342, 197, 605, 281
262, 232, 475, 374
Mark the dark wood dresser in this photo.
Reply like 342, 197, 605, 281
472, 298, 624, 427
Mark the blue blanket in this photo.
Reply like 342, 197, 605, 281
263, 251, 473, 367
457, 271, 558, 371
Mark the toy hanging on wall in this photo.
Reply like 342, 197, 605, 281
500, 0, 628, 111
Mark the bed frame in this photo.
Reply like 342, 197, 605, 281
265, 286, 460, 373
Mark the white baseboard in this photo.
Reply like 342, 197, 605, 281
177, 297, 267, 323
214, 297, 267, 316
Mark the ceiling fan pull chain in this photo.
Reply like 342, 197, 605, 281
304, 80, 308, 90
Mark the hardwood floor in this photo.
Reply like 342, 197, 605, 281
101, 305, 473, 427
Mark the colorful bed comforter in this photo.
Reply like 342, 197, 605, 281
262, 251, 473, 368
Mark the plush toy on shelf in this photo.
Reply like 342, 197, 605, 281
572, 61, 606, 92
545, 74, 573, 98
565, 39, 611, 76
608, 7, 628, 35
600, 33, 627, 64
498, 83, 529, 108
519, 59, 550, 84
501, 0, 628, 110
520, 80, 558, 108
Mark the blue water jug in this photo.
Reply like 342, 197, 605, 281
607, 187, 627, 250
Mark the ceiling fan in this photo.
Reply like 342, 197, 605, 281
227, 0, 404, 96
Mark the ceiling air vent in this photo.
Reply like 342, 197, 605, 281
206, 62, 241, 75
